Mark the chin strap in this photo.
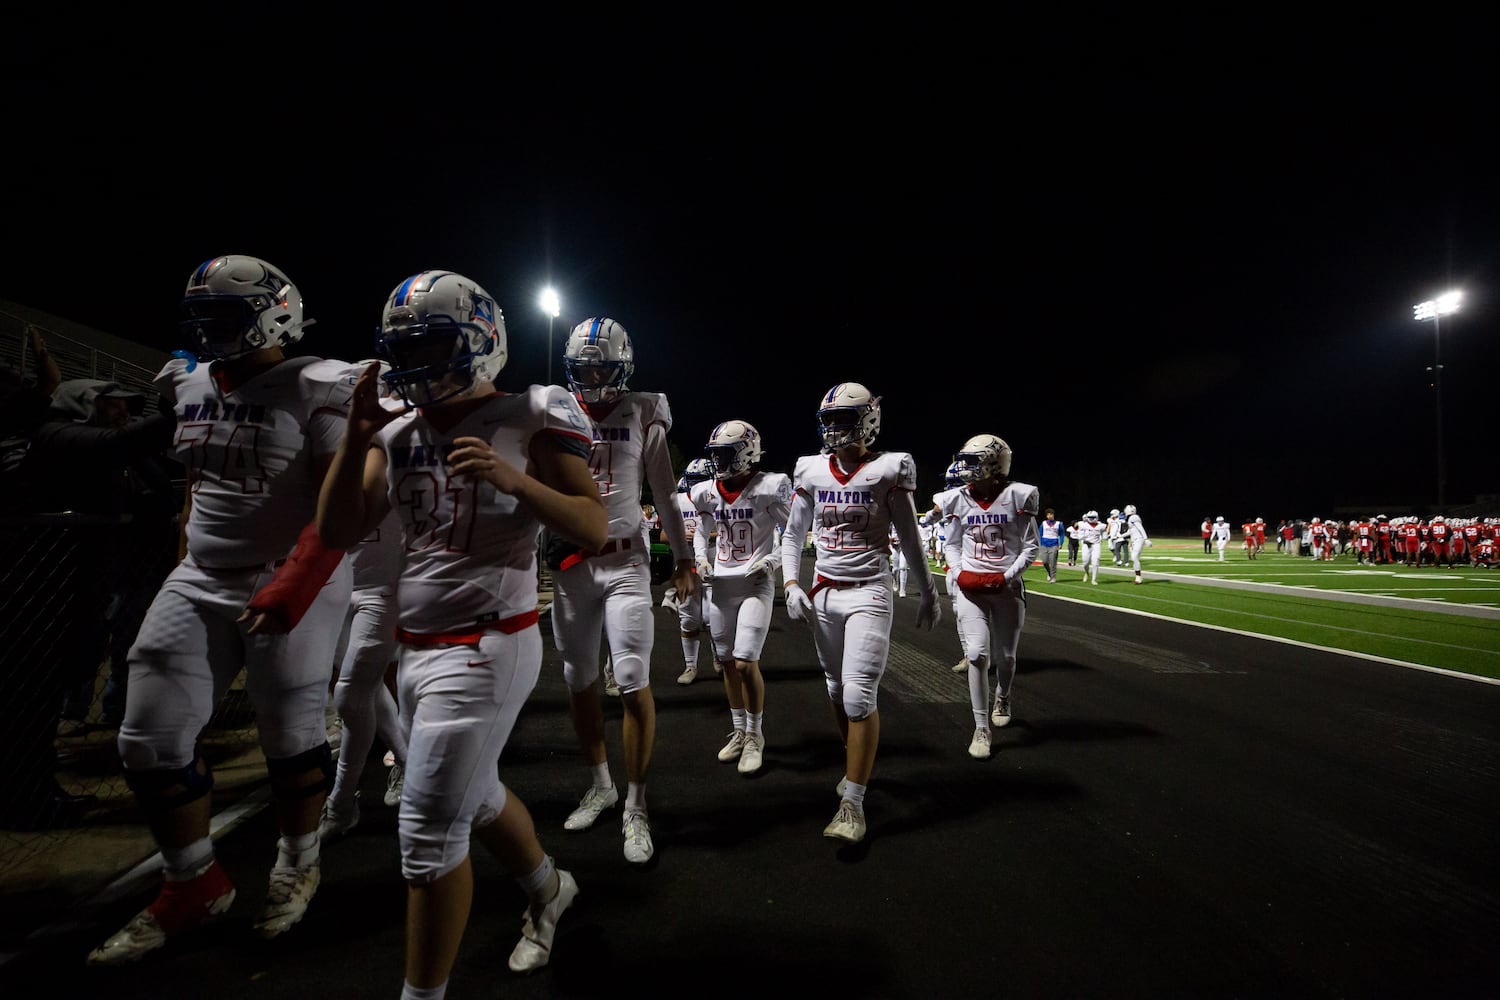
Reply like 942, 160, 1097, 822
246, 522, 347, 630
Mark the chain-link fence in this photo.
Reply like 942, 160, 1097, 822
0, 514, 263, 879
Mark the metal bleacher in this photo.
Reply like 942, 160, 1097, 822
0, 302, 167, 410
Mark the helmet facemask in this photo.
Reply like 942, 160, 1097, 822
380, 317, 483, 407
564, 348, 631, 404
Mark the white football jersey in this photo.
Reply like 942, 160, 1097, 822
581, 391, 671, 542
1077, 519, 1108, 545
376, 385, 592, 632
689, 472, 793, 579
158, 355, 357, 568
791, 451, 917, 582
1127, 512, 1148, 543
350, 506, 404, 592
939, 481, 1041, 576
675, 489, 714, 566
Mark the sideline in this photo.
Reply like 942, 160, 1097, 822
1029, 588, 1500, 687
1087, 565, 1500, 619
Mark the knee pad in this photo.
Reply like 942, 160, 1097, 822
471, 785, 508, 831
966, 652, 988, 672
610, 651, 649, 694
562, 658, 600, 694
123, 755, 214, 810
265, 742, 335, 800
842, 674, 878, 721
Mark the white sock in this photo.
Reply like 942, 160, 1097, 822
746, 711, 763, 738
517, 854, 558, 904
681, 635, 700, 668
161, 838, 214, 881
843, 781, 868, 810
277, 830, 319, 869
625, 782, 647, 814
730, 708, 747, 732
401, 982, 447, 1000
591, 761, 612, 791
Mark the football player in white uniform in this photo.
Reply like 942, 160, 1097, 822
691, 420, 792, 776
318, 363, 409, 842
319, 515, 407, 833
1076, 510, 1108, 584
938, 435, 1039, 759
1107, 508, 1126, 566
550, 317, 697, 865
672, 457, 716, 685
1123, 503, 1152, 584
90, 256, 357, 965
1212, 516, 1232, 560
925, 462, 970, 675
317, 271, 606, 993
780, 382, 939, 844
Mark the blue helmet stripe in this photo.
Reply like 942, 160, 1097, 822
192, 258, 219, 284
588, 317, 604, 344
393, 273, 422, 306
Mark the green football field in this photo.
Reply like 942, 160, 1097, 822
932, 538, 1500, 682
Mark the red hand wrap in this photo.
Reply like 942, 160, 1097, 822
247, 522, 346, 630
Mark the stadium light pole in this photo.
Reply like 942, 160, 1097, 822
540, 287, 561, 386
1413, 289, 1462, 509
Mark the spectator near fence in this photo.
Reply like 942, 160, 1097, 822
0, 369, 176, 830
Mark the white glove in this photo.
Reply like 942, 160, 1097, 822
696, 556, 714, 582
748, 555, 778, 579
916, 586, 940, 631
660, 588, 681, 612
1145, 539, 1154, 548
784, 582, 813, 622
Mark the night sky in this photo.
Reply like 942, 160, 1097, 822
4, 25, 1496, 532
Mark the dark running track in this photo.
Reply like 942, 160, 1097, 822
8, 582, 1500, 999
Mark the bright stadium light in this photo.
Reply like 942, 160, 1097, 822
1413, 289, 1462, 507
540, 287, 561, 386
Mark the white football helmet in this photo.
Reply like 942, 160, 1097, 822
953, 434, 1012, 484
179, 255, 311, 360
1312, 517, 1321, 525
706, 419, 762, 479
377, 271, 506, 407
678, 457, 713, 493
1216, 516, 1225, 523
817, 382, 880, 451
1085, 510, 1100, 521
944, 461, 964, 490
564, 317, 634, 404
1124, 504, 1137, 516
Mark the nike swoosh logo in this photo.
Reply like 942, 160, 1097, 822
466, 660, 491, 668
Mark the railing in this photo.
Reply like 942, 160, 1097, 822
0, 309, 162, 414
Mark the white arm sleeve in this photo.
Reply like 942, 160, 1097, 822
1006, 515, 1040, 581
781, 489, 813, 585
644, 423, 692, 562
